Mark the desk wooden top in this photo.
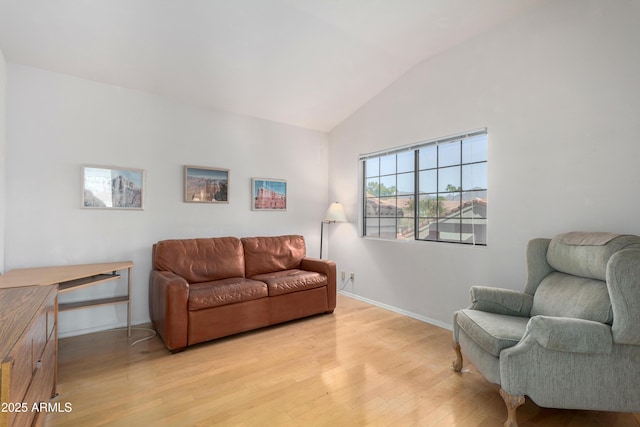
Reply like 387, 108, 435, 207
0, 261, 133, 289
0, 285, 57, 357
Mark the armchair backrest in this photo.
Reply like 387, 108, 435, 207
527, 232, 640, 327
546, 232, 640, 281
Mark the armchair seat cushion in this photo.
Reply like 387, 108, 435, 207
456, 309, 529, 357
188, 278, 268, 311
251, 269, 327, 296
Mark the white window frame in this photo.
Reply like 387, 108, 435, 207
358, 128, 488, 246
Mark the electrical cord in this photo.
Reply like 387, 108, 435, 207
114, 326, 157, 346
126, 327, 157, 346
338, 277, 352, 291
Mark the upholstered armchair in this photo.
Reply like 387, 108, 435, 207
451, 232, 640, 427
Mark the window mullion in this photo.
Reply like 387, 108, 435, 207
414, 150, 419, 240
395, 155, 398, 240
436, 144, 440, 240
459, 140, 463, 243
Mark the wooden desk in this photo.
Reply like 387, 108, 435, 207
0, 285, 57, 427
0, 262, 133, 427
0, 261, 134, 336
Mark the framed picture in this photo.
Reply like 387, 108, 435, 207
184, 166, 229, 203
82, 165, 145, 210
252, 178, 287, 211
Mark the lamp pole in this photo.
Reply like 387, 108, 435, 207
319, 202, 347, 259
320, 220, 332, 259
320, 221, 325, 259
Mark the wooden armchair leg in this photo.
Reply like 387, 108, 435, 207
451, 342, 463, 372
499, 389, 525, 427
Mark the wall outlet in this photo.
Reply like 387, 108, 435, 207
340, 270, 345, 281
350, 272, 355, 281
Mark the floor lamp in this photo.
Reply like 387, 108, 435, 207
320, 202, 347, 259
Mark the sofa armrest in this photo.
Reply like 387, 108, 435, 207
300, 258, 337, 312
469, 286, 533, 317
526, 315, 613, 354
149, 270, 189, 351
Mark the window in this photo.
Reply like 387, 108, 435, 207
361, 129, 487, 245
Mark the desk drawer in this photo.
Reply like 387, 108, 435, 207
46, 293, 56, 341
2, 287, 56, 420
0, 285, 58, 427
32, 289, 56, 372
30, 311, 47, 374
12, 336, 56, 427
1, 318, 41, 427
5, 334, 32, 407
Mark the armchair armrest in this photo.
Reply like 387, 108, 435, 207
469, 286, 533, 317
300, 257, 337, 311
526, 315, 613, 354
524, 238, 554, 295
149, 270, 189, 351
607, 248, 640, 345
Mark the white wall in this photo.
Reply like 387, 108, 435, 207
0, 48, 5, 274
5, 65, 329, 337
328, 0, 640, 328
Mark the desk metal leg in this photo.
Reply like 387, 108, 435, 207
127, 267, 132, 337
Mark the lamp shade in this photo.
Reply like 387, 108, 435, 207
323, 202, 347, 222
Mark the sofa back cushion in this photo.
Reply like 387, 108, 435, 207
242, 235, 306, 277
153, 237, 245, 283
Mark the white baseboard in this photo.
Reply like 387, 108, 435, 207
58, 321, 151, 339
338, 290, 453, 331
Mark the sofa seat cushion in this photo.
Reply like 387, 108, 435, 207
251, 269, 327, 296
188, 278, 268, 311
456, 309, 529, 357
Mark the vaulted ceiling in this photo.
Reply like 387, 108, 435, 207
0, 0, 548, 131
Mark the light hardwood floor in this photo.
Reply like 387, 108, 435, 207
46, 294, 639, 426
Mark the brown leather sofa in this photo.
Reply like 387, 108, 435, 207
149, 235, 336, 352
